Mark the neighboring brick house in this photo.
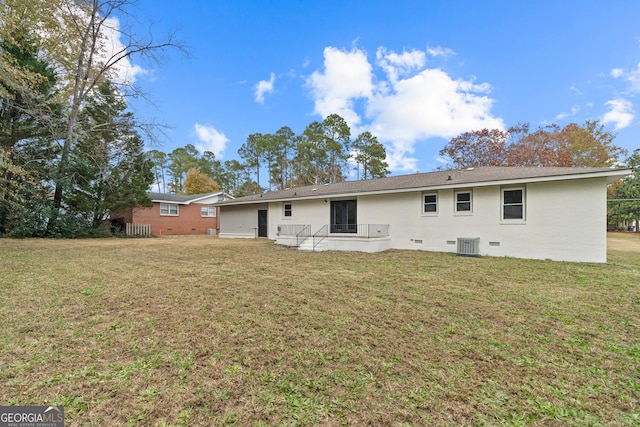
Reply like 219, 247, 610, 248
125, 192, 233, 236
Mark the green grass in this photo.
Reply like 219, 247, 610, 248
0, 234, 639, 426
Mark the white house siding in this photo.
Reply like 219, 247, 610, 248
358, 177, 607, 262
269, 198, 330, 237
220, 176, 609, 262
522, 178, 606, 262
218, 203, 268, 238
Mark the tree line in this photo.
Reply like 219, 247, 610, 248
2, 0, 636, 237
1, 0, 183, 237
0, 1, 389, 237
150, 114, 390, 196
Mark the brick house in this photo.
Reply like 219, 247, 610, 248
123, 192, 233, 236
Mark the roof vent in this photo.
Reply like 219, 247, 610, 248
457, 238, 480, 257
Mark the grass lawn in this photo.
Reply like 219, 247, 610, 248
0, 234, 639, 426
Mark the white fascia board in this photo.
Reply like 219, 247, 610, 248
151, 199, 188, 205
190, 192, 236, 204
182, 192, 224, 205
420, 168, 634, 190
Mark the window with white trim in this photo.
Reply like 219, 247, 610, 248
160, 203, 178, 216
502, 188, 525, 220
283, 203, 292, 217
201, 206, 216, 217
422, 193, 438, 214
455, 191, 472, 213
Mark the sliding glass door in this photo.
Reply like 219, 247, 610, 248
330, 200, 357, 233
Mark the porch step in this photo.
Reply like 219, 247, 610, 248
298, 238, 326, 252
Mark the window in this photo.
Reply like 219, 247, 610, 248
423, 193, 438, 214
160, 203, 178, 216
502, 188, 525, 220
201, 206, 216, 217
283, 203, 292, 217
455, 191, 472, 213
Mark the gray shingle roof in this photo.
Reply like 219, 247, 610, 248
216, 166, 631, 206
149, 192, 220, 204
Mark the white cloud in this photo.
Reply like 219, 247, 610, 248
367, 69, 503, 171
611, 68, 624, 78
193, 124, 230, 158
101, 17, 148, 86
255, 72, 276, 104
376, 47, 426, 83
426, 45, 456, 59
556, 105, 580, 120
601, 99, 634, 130
609, 63, 640, 94
306, 46, 374, 126
306, 45, 504, 172
626, 64, 640, 93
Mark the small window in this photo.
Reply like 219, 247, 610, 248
160, 203, 178, 216
423, 193, 438, 214
455, 191, 472, 213
201, 206, 216, 217
283, 203, 292, 217
503, 188, 525, 220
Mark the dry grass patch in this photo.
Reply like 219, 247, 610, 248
1, 236, 639, 426
608, 232, 640, 253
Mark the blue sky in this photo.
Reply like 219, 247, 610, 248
122, 0, 640, 175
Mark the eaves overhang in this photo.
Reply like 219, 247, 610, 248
215, 167, 633, 207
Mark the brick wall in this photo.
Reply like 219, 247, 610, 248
132, 203, 218, 235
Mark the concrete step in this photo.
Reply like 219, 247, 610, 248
297, 238, 325, 252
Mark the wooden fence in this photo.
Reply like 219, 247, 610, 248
126, 223, 151, 237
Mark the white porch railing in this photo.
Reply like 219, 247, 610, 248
126, 223, 151, 237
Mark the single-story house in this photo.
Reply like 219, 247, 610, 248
120, 191, 233, 236
215, 167, 632, 263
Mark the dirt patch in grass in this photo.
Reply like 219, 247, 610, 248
1, 236, 639, 425
608, 231, 640, 253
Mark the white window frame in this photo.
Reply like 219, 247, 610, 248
283, 202, 292, 218
160, 203, 179, 216
454, 190, 473, 214
422, 192, 438, 215
201, 206, 216, 217
501, 187, 526, 222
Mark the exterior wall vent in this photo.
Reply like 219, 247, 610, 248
457, 238, 480, 257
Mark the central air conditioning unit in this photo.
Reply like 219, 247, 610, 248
457, 237, 480, 257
